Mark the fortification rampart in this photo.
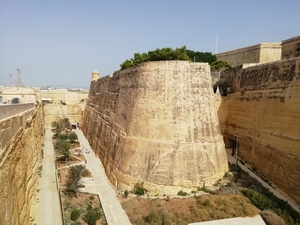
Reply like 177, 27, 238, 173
82, 61, 228, 194
40, 89, 88, 104
215, 42, 281, 67
41, 90, 87, 128
0, 87, 41, 104
218, 58, 300, 203
0, 102, 45, 224
0, 103, 34, 121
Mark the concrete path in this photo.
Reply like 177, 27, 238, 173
38, 129, 63, 225
75, 130, 132, 225
226, 148, 300, 213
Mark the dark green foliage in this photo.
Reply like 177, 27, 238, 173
69, 132, 78, 143
210, 60, 232, 71
55, 139, 70, 162
70, 208, 81, 221
242, 189, 300, 224
82, 205, 101, 225
186, 50, 217, 64
67, 165, 88, 196
120, 46, 190, 70
124, 190, 129, 198
58, 134, 69, 140
177, 190, 188, 196
198, 187, 211, 194
133, 182, 146, 196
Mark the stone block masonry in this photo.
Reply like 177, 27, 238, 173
0, 103, 45, 225
82, 61, 228, 194
219, 58, 300, 203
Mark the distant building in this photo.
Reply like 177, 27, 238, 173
215, 42, 282, 68
281, 36, 300, 59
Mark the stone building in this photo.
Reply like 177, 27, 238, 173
215, 42, 282, 67
281, 35, 300, 59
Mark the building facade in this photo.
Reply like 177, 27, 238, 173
215, 42, 282, 68
281, 36, 300, 59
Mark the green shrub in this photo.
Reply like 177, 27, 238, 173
177, 190, 188, 196
242, 188, 300, 224
89, 196, 95, 201
70, 208, 81, 221
82, 207, 101, 225
59, 134, 69, 140
133, 182, 146, 196
124, 190, 129, 198
199, 187, 211, 194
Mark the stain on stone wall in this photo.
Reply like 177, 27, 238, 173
82, 61, 228, 194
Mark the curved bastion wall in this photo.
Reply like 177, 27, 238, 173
82, 61, 228, 194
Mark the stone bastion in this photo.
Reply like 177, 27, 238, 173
82, 61, 228, 194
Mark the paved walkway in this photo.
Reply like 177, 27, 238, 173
226, 148, 300, 213
75, 130, 132, 225
38, 129, 63, 225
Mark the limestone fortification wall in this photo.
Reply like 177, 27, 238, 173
40, 89, 88, 104
82, 61, 228, 194
0, 103, 44, 225
43, 103, 85, 128
41, 89, 87, 128
215, 42, 281, 67
218, 58, 300, 203
0, 87, 41, 104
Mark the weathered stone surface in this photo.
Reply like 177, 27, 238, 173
215, 42, 282, 67
44, 104, 85, 128
218, 58, 300, 203
0, 103, 44, 225
41, 90, 88, 128
82, 61, 228, 194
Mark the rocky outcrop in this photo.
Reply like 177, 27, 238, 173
218, 58, 300, 203
82, 61, 228, 194
0, 103, 45, 225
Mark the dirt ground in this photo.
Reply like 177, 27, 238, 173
61, 191, 107, 225
121, 194, 259, 225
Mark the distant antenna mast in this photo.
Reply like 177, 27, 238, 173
9, 74, 13, 86
215, 33, 218, 54
16, 68, 24, 87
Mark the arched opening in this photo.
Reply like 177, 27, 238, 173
224, 137, 238, 156
11, 97, 20, 104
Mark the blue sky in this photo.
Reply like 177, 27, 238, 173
0, 1, 299, 88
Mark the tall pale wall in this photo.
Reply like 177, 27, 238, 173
82, 61, 228, 194
41, 90, 88, 128
218, 58, 300, 203
0, 87, 41, 104
40, 89, 88, 104
0, 103, 45, 225
44, 104, 85, 128
215, 43, 281, 67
